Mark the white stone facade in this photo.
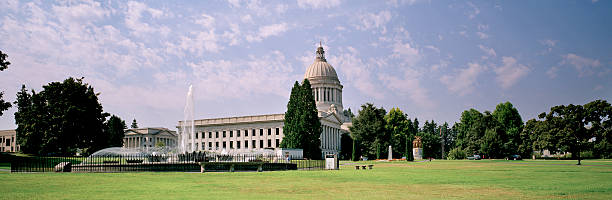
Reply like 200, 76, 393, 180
0, 129, 19, 152
123, 127, 178, 148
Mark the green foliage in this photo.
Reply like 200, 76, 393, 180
454, 102, 524, 159
349, 103, 387, 159
0, 92, 11, 117
343, 108, 355, 122
155, 141, 166, 147
14, 78, 109, 155
0, 50, 11, 116
533, 100, 612, 163
416, 131, 441, 159
351, 136, 358, 161
339, 132, 352, 160
280, 79, 322, 159
385, 108, 410, 158
105, 115, 127, 147
447, 147, 467, 160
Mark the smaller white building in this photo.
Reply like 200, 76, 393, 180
123, 127, 178, 148
0, 129, 19, 152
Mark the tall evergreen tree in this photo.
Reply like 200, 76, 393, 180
281, 81, 305, 149
385, 108, 409, 158
280, 80, 322, 159
131, 118, 139, 128
300, 79, 322, 159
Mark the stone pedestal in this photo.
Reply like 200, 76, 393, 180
413, 148, 423, 160
388, 145, 393, 160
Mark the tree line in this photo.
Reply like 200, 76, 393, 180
345, 100, 611, 163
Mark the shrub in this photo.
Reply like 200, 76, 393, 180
447, 148, 467, 160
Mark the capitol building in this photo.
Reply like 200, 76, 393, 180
179, 45, 351, 158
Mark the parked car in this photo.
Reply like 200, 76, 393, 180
467, 155, 481, 160
507, 155, 522, 160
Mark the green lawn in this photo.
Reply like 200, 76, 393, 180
1, 159, 611, 199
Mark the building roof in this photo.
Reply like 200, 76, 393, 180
304, 45, 339, 82
0, 129, 16, 137
124, 127, 176, 136
180, 113, 285, 127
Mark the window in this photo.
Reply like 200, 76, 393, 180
276, 128, 279, 135
215, 142, 218, 149
237, 141, 241, 149
260, 129, 263, 136
223, 131, 226, 138
245, 140, 248, 148
267, 139, 271, 147
237, 130, 241, 137
201, 142, 205, 150
216, 132, 219, 138
268, 128, 271, 135
209, 142, 212, 150
230, 130, 233, 137
260, 140, 264, 148
245, 130, 249, 137
195, 132, 198, 139
252, 140, 256, 148
230, 141, 233, 149
209, 132, 212, 138
223, 141, 226, 148
276, 139, 279, 147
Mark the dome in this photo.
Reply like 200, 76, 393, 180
304, 46, 339, 81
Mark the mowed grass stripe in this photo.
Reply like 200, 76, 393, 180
1, 160, 610, 199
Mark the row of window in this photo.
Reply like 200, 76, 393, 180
194, 128, 281, 139
197, 139, 280, 150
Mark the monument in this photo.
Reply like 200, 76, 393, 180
413, 136, 423, 160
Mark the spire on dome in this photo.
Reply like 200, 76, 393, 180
316, 42, 326, 62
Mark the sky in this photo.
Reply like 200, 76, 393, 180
0, 0, 611, 130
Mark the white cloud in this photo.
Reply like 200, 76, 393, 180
222, 23, 241, 46
188, 51, 295, 99
476, 32, 488, 39
241, 14, 253, 24
356, 11, 392, 33
386, 0, 419, 7
540, 39, 558, 52
194, 13, 215, 29
391, 42, 420, 66
379, 69, 434, 108
124, 1, 169, 37
466, 2, 480, 19
424, 45, 440, 54
246, 23, 289, 42
328, 47, 385, 99
494, 56, 529, 89
174, 29, 220, 55
561, 53, 601, 77
478, 45, 496, 57
275, 4, 288, 14
440, 62, 485, 96
546, 66, 558, 79
297, 0, 341, 9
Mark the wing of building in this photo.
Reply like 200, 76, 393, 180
178, 45, 351, 158
0, 129, 19, 152
123, 127, 178, 148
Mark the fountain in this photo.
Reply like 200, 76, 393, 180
180, 85, 195, 153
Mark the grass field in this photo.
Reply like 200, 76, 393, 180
1, 159, 611, 199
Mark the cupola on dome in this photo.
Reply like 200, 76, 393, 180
304, 45, 339, 82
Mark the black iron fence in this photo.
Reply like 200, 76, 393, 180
10, 154, 324, 173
